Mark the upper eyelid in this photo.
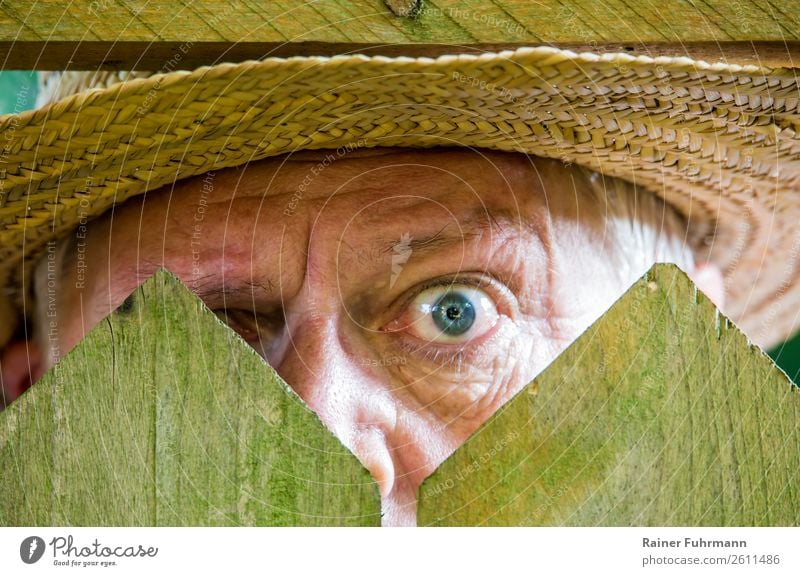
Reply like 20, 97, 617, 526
210, 272, 517, 330
212, 307, 279, 332
415, 274, 491, 294
380, 276, 512, 354
385, 272, 502, 317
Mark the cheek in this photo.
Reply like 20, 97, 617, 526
468, 323, 541, 420
386, 325, 543, 484
385, 318, 542, 427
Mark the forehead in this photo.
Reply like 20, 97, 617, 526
86, 148, 597, 283
72, 147, 579, 311
185, 146, 546, 206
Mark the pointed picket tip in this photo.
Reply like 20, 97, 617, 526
418, 263, 800, 526
0, 267, 381, 526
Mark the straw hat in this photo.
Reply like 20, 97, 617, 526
1, 47, 798, 350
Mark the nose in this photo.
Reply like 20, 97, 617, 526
270, 308, 418, 526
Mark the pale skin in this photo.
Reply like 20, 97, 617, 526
0, 148, 725, 525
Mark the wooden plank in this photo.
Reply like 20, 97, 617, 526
0, 308, 155, 525
0, 1, 798, 69
50, 310, 156, 525
4, 40, 798, 71
418, 264, 800, 526
0, 368, 57, 524
0, 268, 380, 526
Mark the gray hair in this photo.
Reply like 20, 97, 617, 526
571, 163, 695, 280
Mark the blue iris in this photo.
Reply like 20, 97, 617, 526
432, 291, 476, 336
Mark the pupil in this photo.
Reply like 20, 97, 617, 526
432, 292, 476, 336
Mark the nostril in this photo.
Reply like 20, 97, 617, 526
295, 370, 413, 523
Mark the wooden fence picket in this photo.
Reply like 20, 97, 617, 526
0, 269, 381, 526
418, 264, 800, 526
2, 264, 798, 526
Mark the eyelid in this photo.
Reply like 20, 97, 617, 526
213, 308, 257, 339
390, 311, 514, 369
212, 307, 283, 342
383, 272, 517, 329
377, 273, 519, 370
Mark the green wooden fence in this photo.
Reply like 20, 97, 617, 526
0, 269, 380, 526
1, 264, 798, 526
419, 264, 800, 526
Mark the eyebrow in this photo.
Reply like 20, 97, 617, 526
60, 206, 532, 312
175, 273, 277, 308
376, 209, 516, 260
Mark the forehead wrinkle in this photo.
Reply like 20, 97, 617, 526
219, 151, 473, 205
375, 205, 553, 307
374, 208, 519, 261
377, 225, 482, 260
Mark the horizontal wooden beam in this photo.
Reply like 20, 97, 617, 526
0, 1, 798, 70
1, 40, 798, 71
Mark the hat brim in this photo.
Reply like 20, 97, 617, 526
1, 46, 798, 349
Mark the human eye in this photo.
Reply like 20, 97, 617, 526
381, 276, 508, 349
211, 307, 283, 357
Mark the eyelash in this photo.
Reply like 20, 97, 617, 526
388, 273, 505, 314
212, 308, 278, 347
212, 272, 518, 369
382, 272, 515, 366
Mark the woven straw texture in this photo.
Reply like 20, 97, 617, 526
0, 46, 799, 349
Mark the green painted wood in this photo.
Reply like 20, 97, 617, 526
0, 0, 797, 69
4, 263, 799, 526
418, 263, 800, 526
0, 268, 380, 526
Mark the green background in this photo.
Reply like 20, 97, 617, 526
0, 71, 36, 115
2, 70, 798, 384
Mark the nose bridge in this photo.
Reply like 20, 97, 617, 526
272, 305, 405, 501
270, 226, 418, 523
274, 306, 399, 432
273, 307, 342, 411
273, 202, 345, 404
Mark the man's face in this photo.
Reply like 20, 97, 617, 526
53, 148, 650, 525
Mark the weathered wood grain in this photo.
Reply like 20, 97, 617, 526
418, 264, 800, 526
0, 0, 797, 69
0, 268, 381, 526
3, 263, 799, 526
